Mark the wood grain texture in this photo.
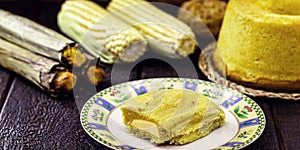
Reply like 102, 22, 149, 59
0, 67, 13, 110
0, 77, 108, 149
72, 63, 140, 110
139, 56, 200, 79
271, 99, 300, 150
140, 58, 179, 78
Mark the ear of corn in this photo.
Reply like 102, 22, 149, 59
57, 0, 147, 64
0, 9, 86, 67
107, 0, 197, 58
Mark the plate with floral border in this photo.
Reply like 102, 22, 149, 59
80, 78, 266, 150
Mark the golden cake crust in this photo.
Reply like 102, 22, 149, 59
213, 49, 300, 92
216, 0, 300, 92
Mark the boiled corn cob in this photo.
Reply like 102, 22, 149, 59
57, 0, 147, 64
107, 0, 197, 58
0, 38, 77, 94
0, 9, 86, 68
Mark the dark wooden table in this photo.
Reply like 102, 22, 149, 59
0, 1, 299, 149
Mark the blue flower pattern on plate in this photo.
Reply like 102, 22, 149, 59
132, 84, 147, 95
184, 81, 198, 91
119, 145, 136, 150
240, 118, 260, 128
202, 89, 223, 99
222, 95, 243, 108
95, 98, 115, 111
91, 109, 104, 122
222, 142, 244, 148
88, 122, 107, 130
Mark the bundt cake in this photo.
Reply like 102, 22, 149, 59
215, 0, 300, 91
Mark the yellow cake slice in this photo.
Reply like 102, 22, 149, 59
121, 89, 225, 145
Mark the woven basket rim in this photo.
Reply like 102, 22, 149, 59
198, 42, 300, 101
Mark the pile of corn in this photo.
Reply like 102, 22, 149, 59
58, 0, 227, 62
0, 0, 227, 95
57, 0, 198, 61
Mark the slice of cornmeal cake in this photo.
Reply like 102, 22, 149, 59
121, 89, 225, 145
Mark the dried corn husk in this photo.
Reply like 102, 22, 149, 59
0, 9, 86, 67
76, 50, 106, 86
0, 38, 77, 94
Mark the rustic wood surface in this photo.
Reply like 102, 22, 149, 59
0, 1, 299, 150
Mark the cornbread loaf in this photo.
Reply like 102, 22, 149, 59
178, 0, 227, 37
121, 89, 225, 145
215, 0, 300, 91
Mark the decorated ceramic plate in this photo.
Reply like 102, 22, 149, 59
81, 78, 265, 150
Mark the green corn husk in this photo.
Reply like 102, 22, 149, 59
107, 0, 197, 58
0, 9, 86, 67
57, 0, 147, 64
0, 38, 77, 94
